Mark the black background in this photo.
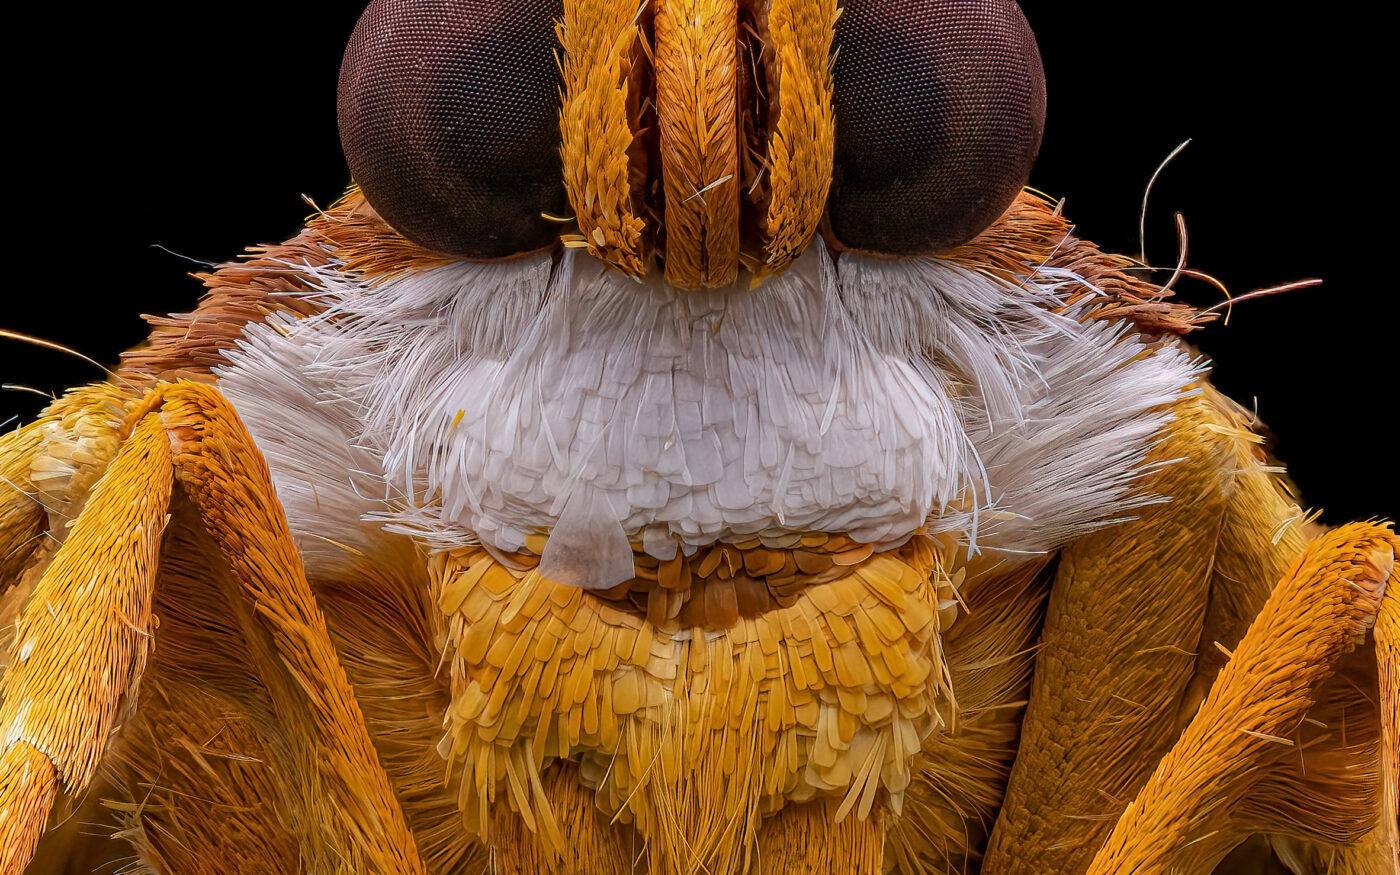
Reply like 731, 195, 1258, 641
4, 4, 1393, 521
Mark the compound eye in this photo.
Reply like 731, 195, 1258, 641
338, 0, 567, 259
826, 0, 1046, 255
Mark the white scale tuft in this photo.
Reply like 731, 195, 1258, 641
216, 243, 1200, 590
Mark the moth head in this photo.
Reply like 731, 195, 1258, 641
337, 0, 1045, 285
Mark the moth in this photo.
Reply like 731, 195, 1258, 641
1, 1, 1394, 874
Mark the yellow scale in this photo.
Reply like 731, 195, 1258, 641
433, 529, 964, 852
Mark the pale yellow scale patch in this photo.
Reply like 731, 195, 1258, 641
434, 534, 960, 861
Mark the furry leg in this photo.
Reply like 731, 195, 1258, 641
1169, 387, 1393, 872
981, 393, 1231, 873
1086, 524, 1395, 874
0, 413, 171, 875
0, 743, 58, 874
158, 380, 426, 875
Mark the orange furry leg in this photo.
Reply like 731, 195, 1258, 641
1178, 389, 1316, 727
0, 413, 171, 875
0, 743, 58, 874
1086, 524, 1396, 874
757, 798, 884, 874
982, 393, 1231, 873
488, 761, 635, 874
158, 380, 426, 874
3, 383, 431, 873
1178, 387, 1393, 870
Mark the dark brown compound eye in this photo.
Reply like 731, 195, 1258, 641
338, 0, 567, 259
826, 0, 1046, 255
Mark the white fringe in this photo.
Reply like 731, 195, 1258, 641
215, 244, 1200, 587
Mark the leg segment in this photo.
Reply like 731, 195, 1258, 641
1179, 387, 1394, 871
0, 743, 57, 874
0, 413, 171, 875
3, 381, 429, 874
981, 393, 1231, 873
1178, 389, 1314, 719
1086, 524, 1396, 874
158, 381, 426, 875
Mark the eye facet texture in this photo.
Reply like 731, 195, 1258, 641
337, 0, 566, 259
827, 0, 1046, 255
